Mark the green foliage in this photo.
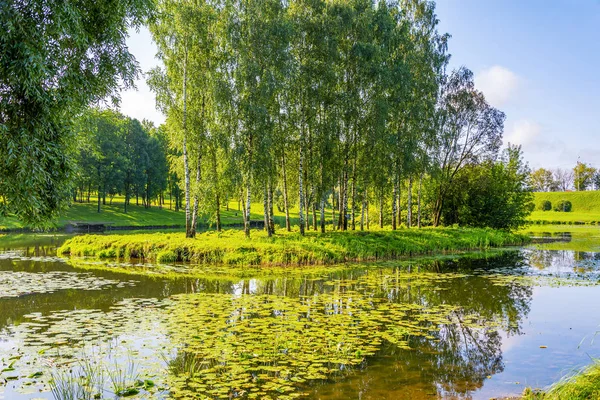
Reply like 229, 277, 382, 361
530, 168, 556, 192
441, 145, 533, 230
430, 67, 505, 226
73, 109, 169, 213
573, 161, 596, 191
58, 228, 529, 267
0, 0, 153, 226
540, 200, 552, 211
554, 200, 572, 212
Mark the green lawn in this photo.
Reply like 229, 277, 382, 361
0, 197, 303, 230
530, 191, 600, 224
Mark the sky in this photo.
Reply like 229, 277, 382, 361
120, 0, 600, 170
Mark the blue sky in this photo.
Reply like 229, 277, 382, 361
121, 0, 600, 169
435, 0, 600, 169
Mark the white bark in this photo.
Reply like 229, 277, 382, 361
182, 49, 192, 238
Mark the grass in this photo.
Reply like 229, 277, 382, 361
530, 191, 600, 224
523, 360, 600, 400
0, 197, 301, 230
58, 227, 529, 267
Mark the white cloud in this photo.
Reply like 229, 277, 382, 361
474, 66, 519, 107
504, 119, 542, 147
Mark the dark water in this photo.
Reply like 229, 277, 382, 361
1, 234, 600, 399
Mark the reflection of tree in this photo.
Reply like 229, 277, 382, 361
2, 241, 538, 399
304, 252, 534, 399
524, 248, 600, 275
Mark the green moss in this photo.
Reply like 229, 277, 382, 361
58, 228, 529, 268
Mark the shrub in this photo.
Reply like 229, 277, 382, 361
540, 200, 552, 211
554, 200, 572, 212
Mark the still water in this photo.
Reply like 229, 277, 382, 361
0, 232, 599, 399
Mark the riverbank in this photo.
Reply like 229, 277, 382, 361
58, 228, 529, 267
523, 362, 600, 399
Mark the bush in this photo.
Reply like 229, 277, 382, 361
540, 200, 552, 211
554, 200, 572, 212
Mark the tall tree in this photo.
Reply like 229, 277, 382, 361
431, 67, 504, 226
0, 0, 153, 226
529, 168, 555, 192
553, 168, 573, 192
573, 161, 596, 191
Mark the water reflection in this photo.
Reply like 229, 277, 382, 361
1, 236, 600, 399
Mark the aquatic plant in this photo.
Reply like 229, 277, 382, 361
49, 357, 104, 400
162, 291, 461, 399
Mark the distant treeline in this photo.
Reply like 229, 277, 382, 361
530, 163, 600, 192
72, 109, 181, 213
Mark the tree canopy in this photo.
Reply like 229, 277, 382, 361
0, 0, 153, 226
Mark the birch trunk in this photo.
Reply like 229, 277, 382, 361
268, 179, 275, 234
263, 185, 271, 237
342, 170, 348, 231
407, 176, 412, 228
244, 183, 251, 237
190, 153, 201, 238
351, 158, 357, 231
282, 153, 291, 231
331, 187, 336, 230
312, 201, 317, 231
337, 177, 344, 230
360, 196, 365, 231
320, 197, 325, 233
298, 139, 305, 235
417, 174, 422, 228
182, 50, 192, 238
392, 174, 398, 230
366, 194, 370, 230
212, 148, 221, 232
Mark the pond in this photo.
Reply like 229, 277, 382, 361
1, 231, 600, 399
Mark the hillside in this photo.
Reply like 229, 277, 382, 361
530, 191, 600, 224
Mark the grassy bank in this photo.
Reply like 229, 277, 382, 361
523, 362, 600, 400
58, 228, 529, 267
530, 191, 600, 224
0, 199, 299, 230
